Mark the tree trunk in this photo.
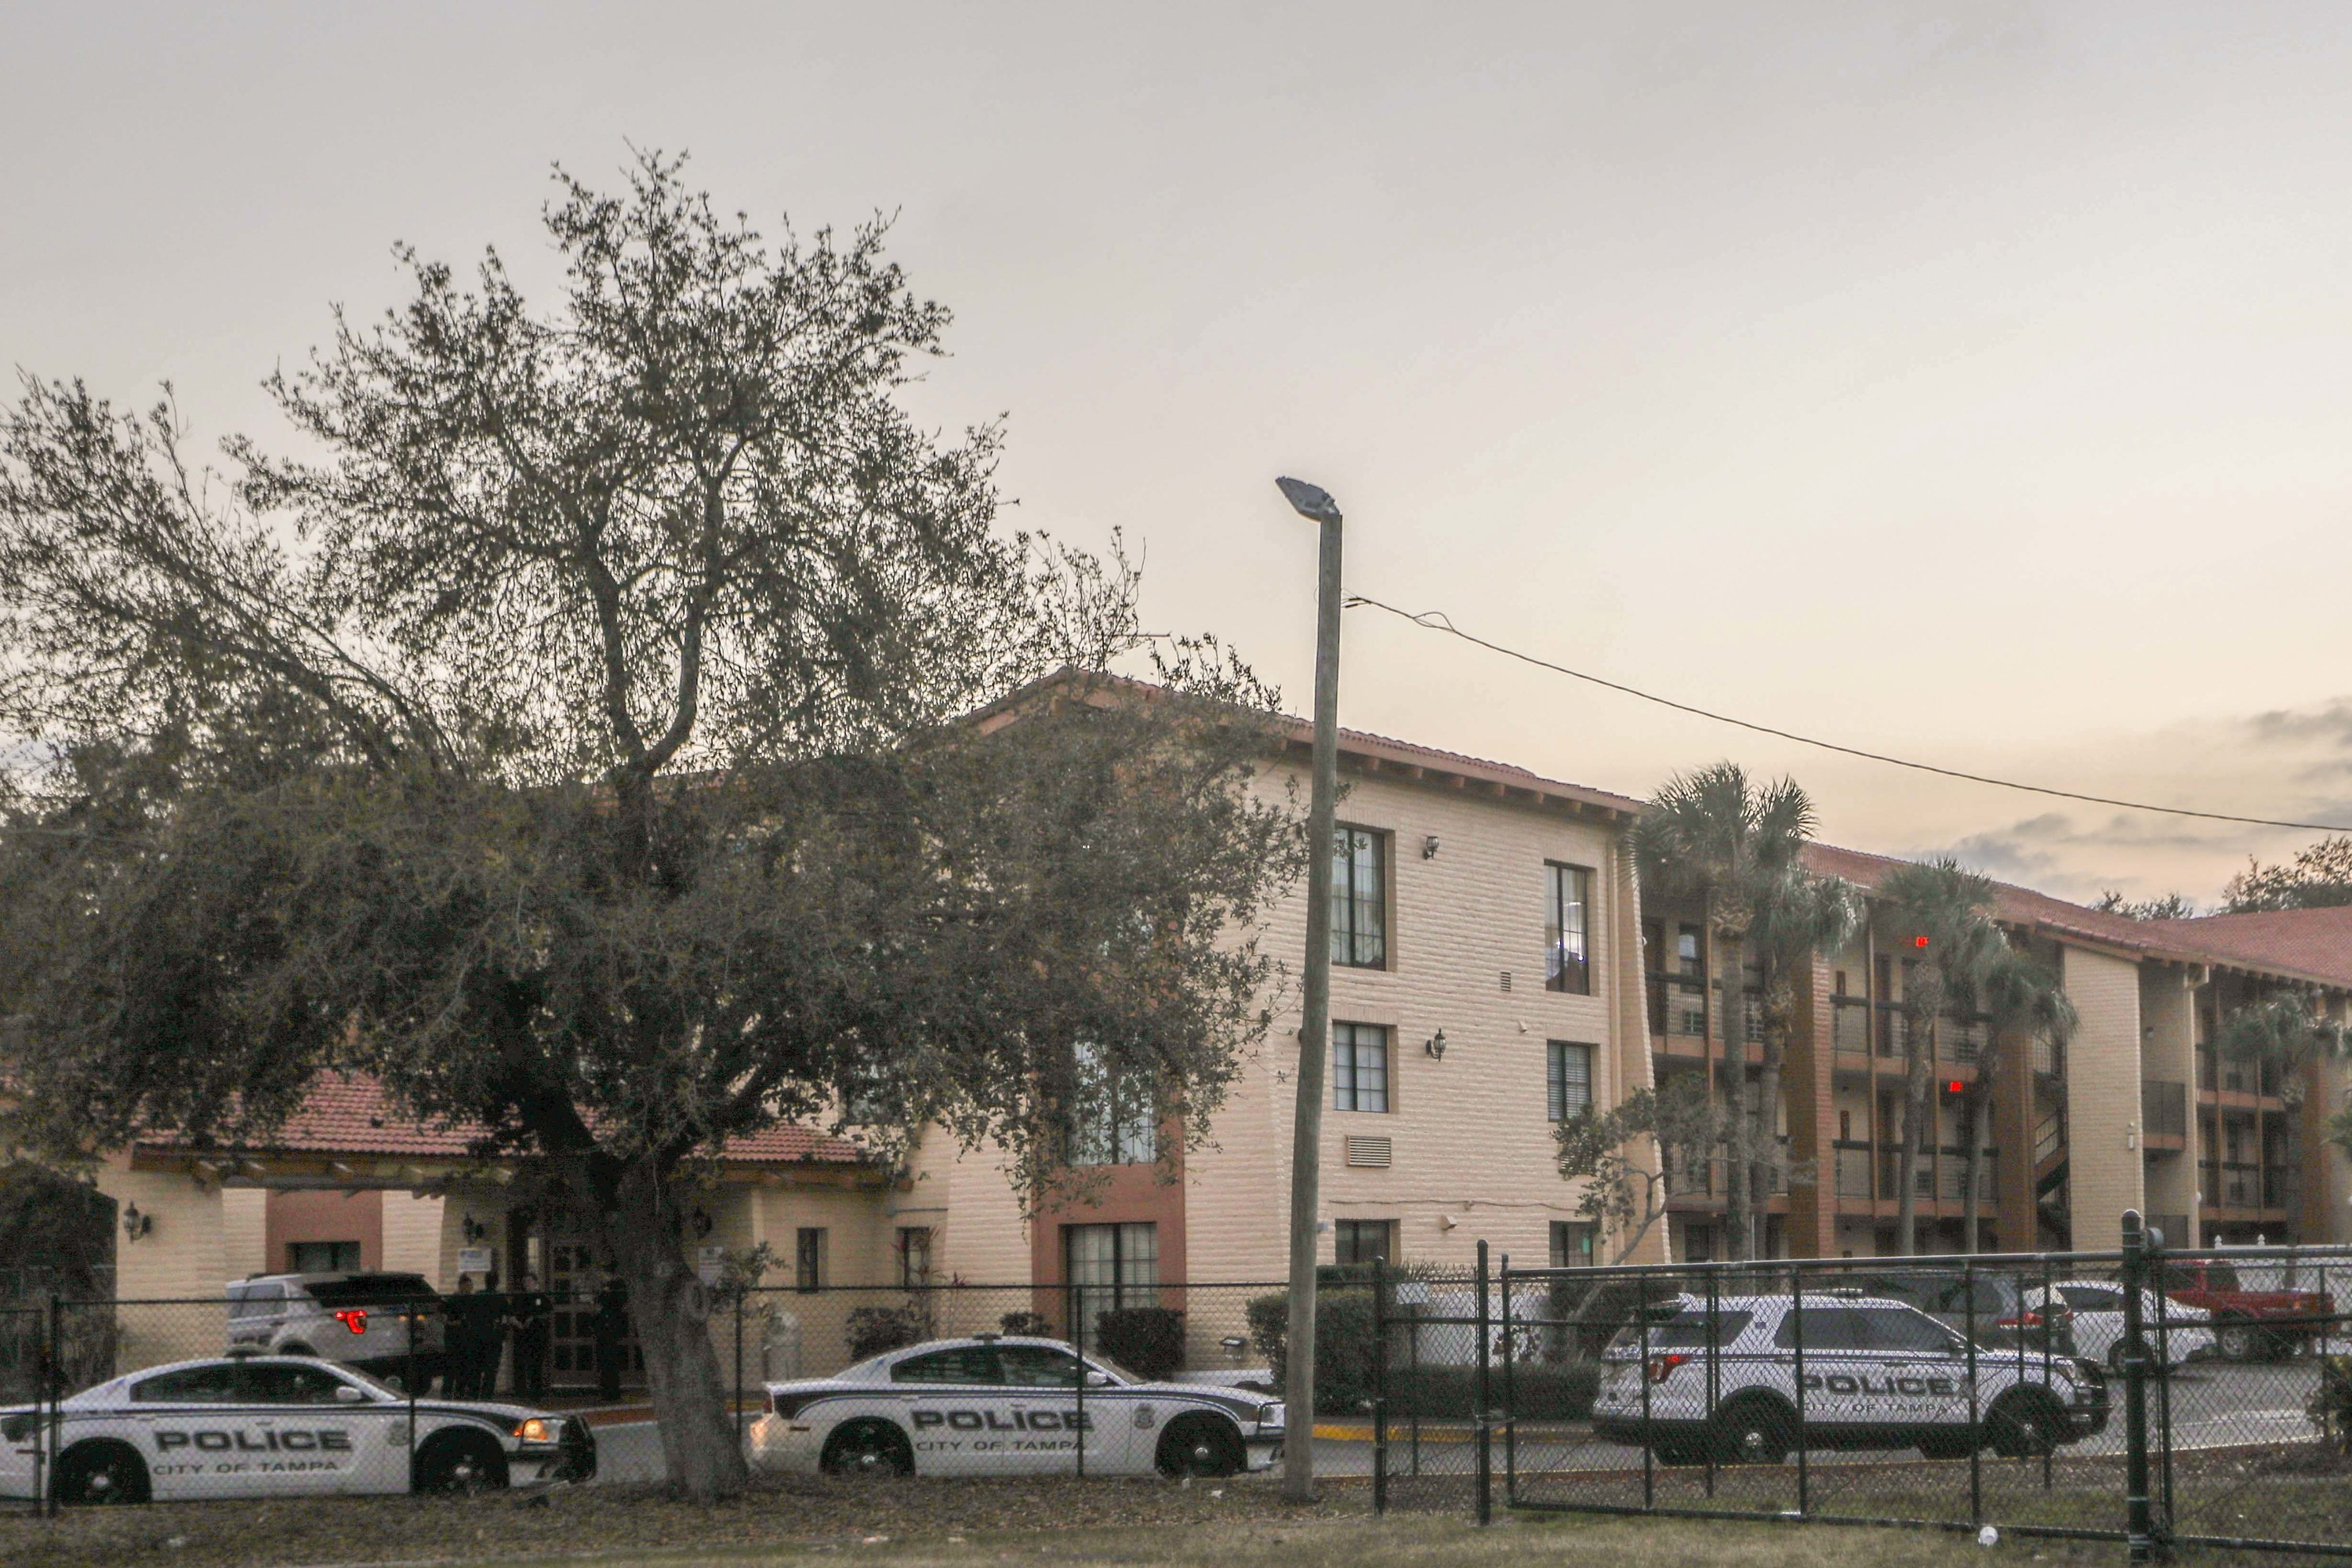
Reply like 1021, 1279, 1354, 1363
1895, 1014, 1933, 1257
604, 1162, 750, 1501
1716, 922, 1753, 1263
1962, 1050, 1995, 1254
1752, 971, 1789, 1263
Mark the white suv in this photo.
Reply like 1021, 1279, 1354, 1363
1590, 1291, 2108, 1465
224, 1273, 445, 1388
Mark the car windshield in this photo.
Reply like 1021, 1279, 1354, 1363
305, 1274, 440, 1308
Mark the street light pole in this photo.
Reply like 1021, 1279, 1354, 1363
1276, 475, 1344, 1501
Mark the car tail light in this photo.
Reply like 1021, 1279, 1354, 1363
333, 1308, 368, 1335
1646, 1353, 1692, 1384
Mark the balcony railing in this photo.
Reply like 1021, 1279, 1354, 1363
1831, 996, 1871, 1054
1833, 1142, 1874, 1197
2200, 1160, 2287, 1209
2143, 1079, 2188, 1139
1645, 973, 1708, 1040
1870, 1144, 1999, 1203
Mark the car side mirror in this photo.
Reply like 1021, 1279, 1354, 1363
334, 1385, 366, 1403
1086, 1372, 1115, 1388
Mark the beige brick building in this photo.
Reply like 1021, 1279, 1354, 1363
77, 716, 2352, 1385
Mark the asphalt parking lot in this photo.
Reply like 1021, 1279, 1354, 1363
585, 1359, 2325, 1486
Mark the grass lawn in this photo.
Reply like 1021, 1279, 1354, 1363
0, 1477, 2301, 1568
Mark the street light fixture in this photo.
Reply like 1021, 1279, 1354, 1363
1275, 474, 1343, 1501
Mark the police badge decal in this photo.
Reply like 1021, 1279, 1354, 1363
1133, 1405, 1158, 1430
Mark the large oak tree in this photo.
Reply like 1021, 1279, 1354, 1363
0, 154, 1298, 1497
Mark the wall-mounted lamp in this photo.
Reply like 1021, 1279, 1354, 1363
1422, 834, 1440, 860
691, 1207, 714, 1240
1439, 1214, 1459, 1231
460, 1214, 488, 1244
122, 1203, 153, 1243
1425, 1029, 1447, 1060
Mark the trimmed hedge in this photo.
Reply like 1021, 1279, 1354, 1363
1247, 1284, 1600, 1418
1094, 1306, 1185, 1382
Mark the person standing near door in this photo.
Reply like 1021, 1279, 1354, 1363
592, 1276, 630, 1403
474, 1272, 511, 1398
510, 1271, 553, 1399
444, 1276, 483, 1396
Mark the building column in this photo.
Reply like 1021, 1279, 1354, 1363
1782, 958, 1838, 1258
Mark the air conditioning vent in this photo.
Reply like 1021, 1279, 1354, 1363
1345, 1135, 1393, 1168
1499, 971, 1513, 993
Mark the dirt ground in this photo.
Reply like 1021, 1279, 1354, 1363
0, 1476, 2315, 1568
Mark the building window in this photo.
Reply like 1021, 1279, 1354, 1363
1334, 1219, 1395, 1266
287, 1240, 361, 1273
1331, 826, 1388, 968
1065, 1221, 1158, 1352
896, 1226, 934, 1288
1549, 1221, 1596, 1269
1333, 1022, 1392, 1112
795, 1227, 826, 1293
1547, 1041, 1594, 1121
1544, 863, 1592, 994
1069, 1041, 1157, 1166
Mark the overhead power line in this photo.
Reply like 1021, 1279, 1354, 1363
1347, 593, 2352, 836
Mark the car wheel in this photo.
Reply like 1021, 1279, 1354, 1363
2106, 1341, 2129, 1377
1713, 1398, 1794, 1465
1156, 1414, 1243, 1479
820, 1418, 913, 1478
2215, 1319, 2260, 1363
55, 1441, 149, 1506
413, 1431, 510, 1494
1987, 1396, 2063, 1459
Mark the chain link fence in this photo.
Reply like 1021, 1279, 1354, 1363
1381, 1221, 2352, 1560
0, 1277, 1294, 1504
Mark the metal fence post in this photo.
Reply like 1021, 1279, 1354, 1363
1704, 1267, 1719, 1499
1475, 1239, 1492, 1526
1791, 1263, 1808, 1518
1638, 1272, 1654, 1512
1070, 1278, 1086, 1480
2121, 1210, 2155, 1565
1500, 1253, 1516, 1507
1371, 1256, 1388, 1517
405, 1295, 419, 1487
1963, 1256, 1981, 1528
733, 1291, 746, 1448
42, 1293, 60, 1516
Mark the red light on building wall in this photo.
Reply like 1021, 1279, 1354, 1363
1913, 935, 1929, 948
1945, 1080, 1965, 1095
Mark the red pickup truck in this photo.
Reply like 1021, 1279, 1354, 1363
2157, 1258, 2336, 1362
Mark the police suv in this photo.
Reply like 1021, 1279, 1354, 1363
0, 1353, 594, 1504
746, 1334, 1285, 1479
226, 1272, 445, 1388
1589, 1292, 2108, 1465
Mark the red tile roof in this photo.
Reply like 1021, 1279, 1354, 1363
2140, 906, 2352, 992
1801, 843, 2352, 989
137, 1073, 869, 1166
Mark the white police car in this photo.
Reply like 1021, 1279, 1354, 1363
1590, 1292, 2108, 1465
746, 1334, 1285, 1479
0, 1354, 594, 1504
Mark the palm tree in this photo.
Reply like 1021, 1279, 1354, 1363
1962, 946, 2075, 1251
1876, 857, 2004, 1256
1749, 862, 1863, 1244
1634, 763, 1817, 1261
2215, 992, 2348, 1108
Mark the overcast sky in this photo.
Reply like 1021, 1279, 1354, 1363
7, 2, 2351, 906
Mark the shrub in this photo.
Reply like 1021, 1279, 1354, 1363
1094, 1306, 1185, 1381
1247, 1283, 1378, 1414
2311, 1354, 2352, 1451
999, 1310, 1052, 1338
845, 1303, 930, 1361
